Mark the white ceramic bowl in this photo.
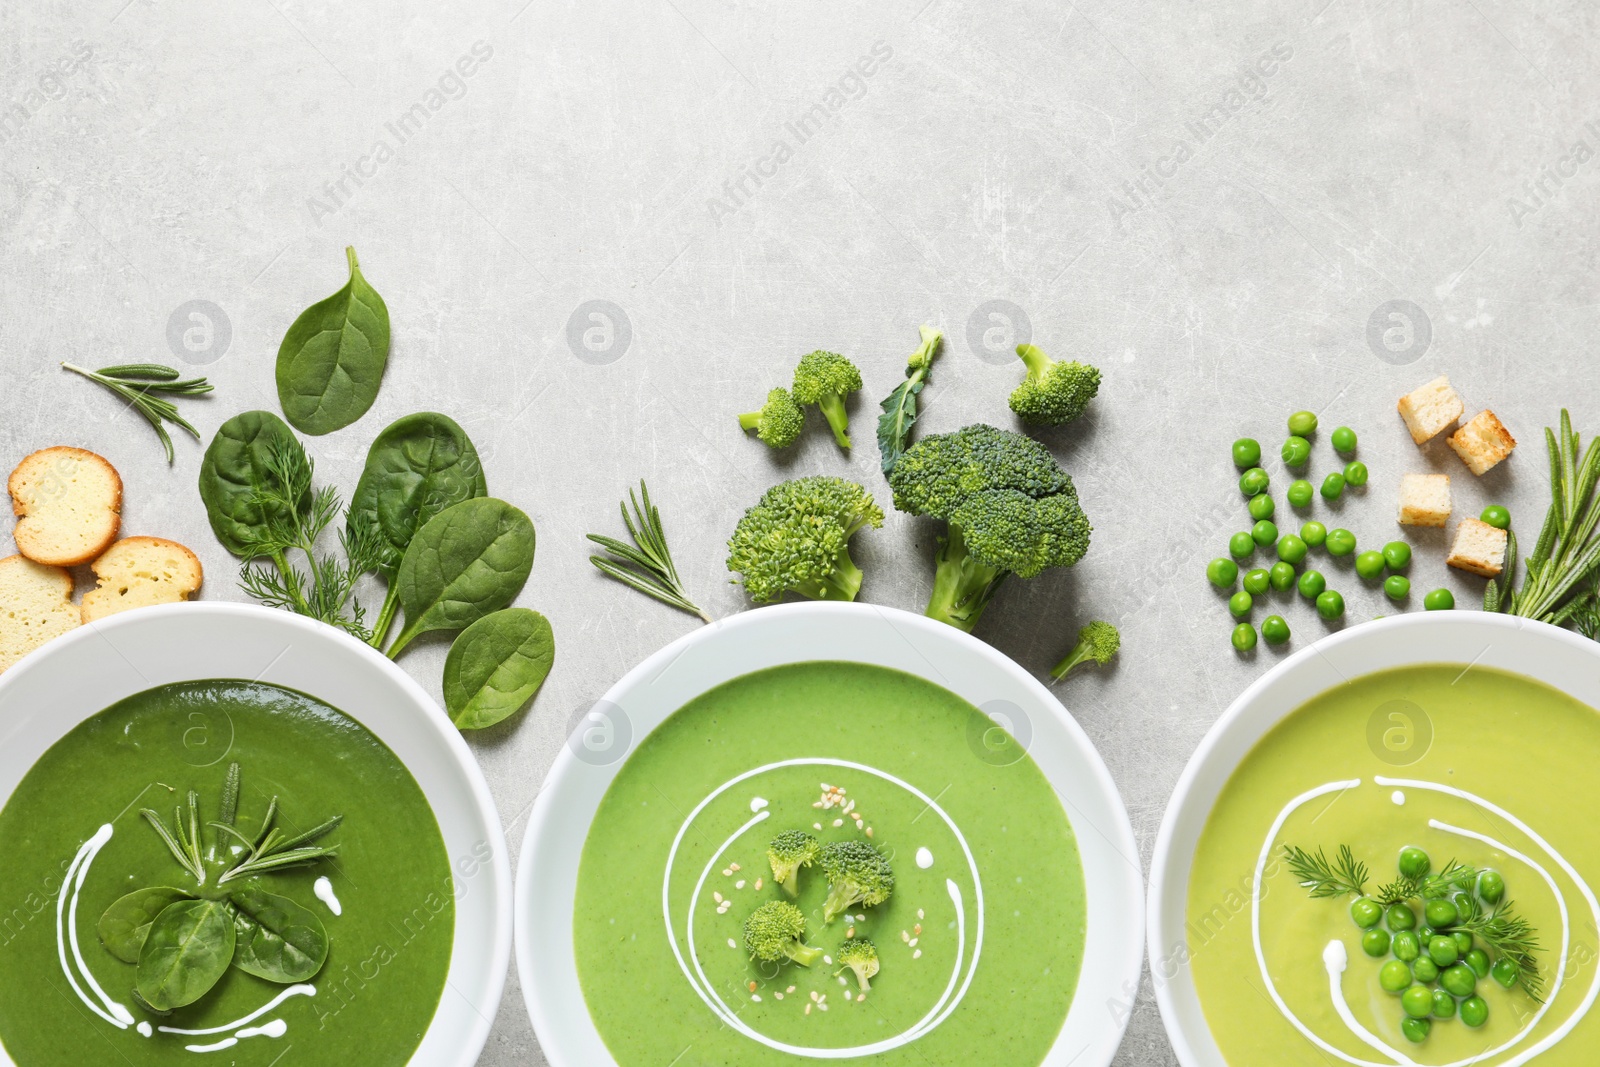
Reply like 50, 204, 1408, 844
1149, 612, 1600, 1066
516, 601, 1143, 1067
0, 602, 511, 1067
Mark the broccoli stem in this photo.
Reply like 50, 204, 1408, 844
785, 942, 823, 967
1015, 343, 1053, 382
737, 410, 764, 431
792, 548, 864, 601
923, 525, 1007, 633
822, 884, 859, 925
816, 393, 851, 449
1050, 639, 1094, 681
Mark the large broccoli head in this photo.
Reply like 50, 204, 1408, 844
767, 830, 821, 898
743, 900, 822, 967
818, 840, 894, 924
738, 387, 805, 449
726, 476, 884, 604
887, 424, 1091, 632
1009, 344, 1101, 426
791, 351, 863, 449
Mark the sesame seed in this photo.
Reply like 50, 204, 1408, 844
813, 822, 823, 830
846, 927, 855, 939
774, 992, 784, 1000
755, 877, 764, 890
917, 909, 925, 920
913, 949, 922, 959
752, 994, 762, 1002
810, 991, 820, 1002
832, 819, 844, 828
728, 939, 737, 948
736, 880, 746, 889
914, 924, 922, 935
909, 938, 919, 947
749, 981, 757, 992
714, 892, 724, 904
721, 869, 732, 877
901, 931, 910, 943
823, 955, 833, 965
865, 827, 874, 837
819, 1002, 829, 1012
730, 863, 741, 871
805, 1003, 812, 1015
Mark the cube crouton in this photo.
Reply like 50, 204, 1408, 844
1398, 473, 1451, 527
1447, 517, 1508, 577
1398, 376, 1464, 445
1448, 410, 1517, 475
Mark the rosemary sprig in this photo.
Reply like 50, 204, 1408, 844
62, 361, 213, 464
587, 480, 711, 623
141, 795, 208, 886
1283, 844, 1369, 898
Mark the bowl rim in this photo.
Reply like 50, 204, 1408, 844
0, 601, 512, 1067
1146, 610, 1597, 1065
515, 600, 1144, 1067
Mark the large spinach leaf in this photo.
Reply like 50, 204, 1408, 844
443, 608, 555, 729
388, 498, 535, 657
135, 899, 236, 1011
197, 410, 308, 556
229, 887, 329, 983
275, 246, 390, 436
98, 887, 194, 964
348, 412, 487, 576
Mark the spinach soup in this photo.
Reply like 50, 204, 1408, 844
0, 680, 454, 1065
574, 661, 1088, 1066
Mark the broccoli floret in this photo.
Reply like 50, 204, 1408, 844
818, 840, 894, 924
1051, 621, 1120, 681
767, 830, 821, 898
743, 900, 822, 967
727, 477, 884, 603
1009, 344, 1101, 426
835, 938, 880, 992
888, 424, 1091, 633
791, 351, 863, 449
738, 387, 805, 448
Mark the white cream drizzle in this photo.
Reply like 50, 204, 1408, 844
314, 875, 342, 916
157, 985, 316, 1035
1321, 940, 1416, 1066
56, 824, 134, 1028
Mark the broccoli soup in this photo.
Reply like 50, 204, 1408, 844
573, 662, 1087, 1066
1188, 665, 1600, 1066
0, 681, 454, 1066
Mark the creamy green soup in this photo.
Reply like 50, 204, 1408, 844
0, 681, 455, 1065
1188, 665, 1600, 1066
574, 662, 1087, 1066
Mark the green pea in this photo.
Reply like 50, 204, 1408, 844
1331, 426, 1357, 454
1392, 930, 1420, 962
1287, 479, 1314, 508
1440, 963, 1476, 998
1232, 438, 1262, 468
1453, 931, 1474, 956
1400, 1016, 1432, 1044
1326, 528, 1357, 556
1399, 847, 1431, 878
1231, 622, 1257, 651
1423, 898, 1457, 928
1298, 570, 1326, 599
1262, 615, 1291, 645
1316, 590, 1345, 620
1477, 871, 1505, 905
1248, 493, 1276, 521
1207, 558, 1239, 588
1300, 521, 1327, 547
1252, 520, 1279, 547
1242, 568, 1270, 595
1320, 472, 1346, 500
1401, 985, 1434, 1019
1288, 410, 1318, 436
1239, 467, 1270, 496
1432, 989, 1457, 1020
1379, 959, 1412, 992
1384, 574, 1411, 601
1282, 436, 1312, 467
1355, 550, 1386, 579
1383, 541, 1412, 570
1351, 898, 1383, 929
1277, 535, 1308, 564
1424, 588, 1456, 611
1480, 504, 1511, 529
1490, 957, 1518, 989
1417, 925, 1435, 941
1230, 532, 1256, 560
1269, 562, 1296, 591
1464, 948, 1490, 979
1344, 461, 1370, 487
1428, 935, 1459, 967
1361, 927, 1391, 957
1459, 995, 1488, 1028
1388, 902, 1417, 931
1412, 956, 1440, 983
1229, 591, 1253, 618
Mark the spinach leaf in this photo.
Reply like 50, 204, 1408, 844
388, 498, 536, 657
197, 410, 309, 556
229, 887, 329, 983
98, 887, 194, 964
275, 246, 390, 436
136, 899, 236, 1011
443, 608, 555, 729
349, 412, 487, 576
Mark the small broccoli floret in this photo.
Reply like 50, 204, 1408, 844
743, 900, 822, 967
835, 938, 880, 991
767, 830, 821, 898
727, 477, 884, 603
791, 351, 863, 449
738, 387, 805, 448
1050, 621, 1120, 681
818, 840, 894, 924
1008, 344, 1101, 426
888, 424, 1092, 633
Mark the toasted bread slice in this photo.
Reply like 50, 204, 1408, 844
1446, 517, 1508, 577
1398, 376, 1464, 445
0, 554, 79, 674
82, 537, 204, 623
1448, 410, 1517, 475
8, 447, 122, 566
1398, 473, 1451, 527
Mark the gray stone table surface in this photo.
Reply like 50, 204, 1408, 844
2, 0, 1596, 1063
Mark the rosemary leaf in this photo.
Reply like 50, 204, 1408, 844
62, 361, 212, 464
587, 480, 711, 623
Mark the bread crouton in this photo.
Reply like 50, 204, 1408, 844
1447, 517, 1508, 577
82, 537, 203, 623
8, 447, 122, 567
1399, 473, 1452, 527
0, 555, 79, 674
1448, 410, 1517, 475
1398, 376, 1464, 445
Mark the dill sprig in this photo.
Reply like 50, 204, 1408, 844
587, 480, 711, 623
1374, 859, 1477, 905
62, 361, 212, 464
1283, 844, 1369, 898
1451, 891, 1545, 1002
